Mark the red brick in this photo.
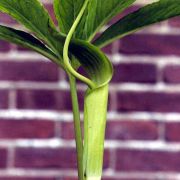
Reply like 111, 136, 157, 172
62, 178, 77, 180
115, 149, 180, 171
0, 178, 56, 180
15, 148, 77, 169
119, 34, 180, 56
101, 43, 113, 55
168, 17, 180, 28
112, 63, 157, 83
106, 120, 159, 140
0, 40, 11, 52
163, 65, 180, 84
60, 122, 75, 139
0, 119, 55, 139
17, 89, 84, 111
60, 121, 84, 140
165, 123, 180, 142
14, 148, 110, 169
44, 4, 58, 25
0, 148, 7, 168
0, 90, 9, 109
0, 12, 16, 24
117, 91, 180, 112
0, 61, 59, 82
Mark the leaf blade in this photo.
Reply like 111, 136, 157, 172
0, 25, 62, 65
77, 0, 136, 41
0, 0, 63, 55
54, 0, 84, 34
94, 0, 180, 48
54, 0, 135, 40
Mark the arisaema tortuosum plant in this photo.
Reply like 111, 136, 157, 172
0, 0, 179, 179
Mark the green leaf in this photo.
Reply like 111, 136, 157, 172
54, 0, 135, 40
94, 0, 180, 48
0, 0, 64, 55
0, 25, 62, 66
53, 0, 84, 34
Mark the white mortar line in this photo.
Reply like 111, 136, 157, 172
1, 110, 180, 123
0, 169, 77, 177
1, 169, 180, 180
3, 80, 180, 93
104, 172, 180, 180
1, 139, 180, 151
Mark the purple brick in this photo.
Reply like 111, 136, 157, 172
45, 4, 58, 25
168, 17, 180, 28
115, 149, 180, 171
15, 148, 77, 169
0, 178, 56, 180
117, 91, 180, 112
0, 61, 59, 82
0, 40, 11, 52
163, 65, 180, 84
165, 123, 180, 142
60, 121, 84, 140
112, 63, 157, 83
0, 90, 9, 109
0, 119, 55, 139
16, 46, 34, 52
119, 34, 180, 55
17, 89, 84, 111
106, 120, 159, 140
101, 44, 113, 55
60, 122, 75, 139
0, 148, 7, 168
0, 12, 16, 24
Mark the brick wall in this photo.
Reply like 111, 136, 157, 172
0, 1, 180, 180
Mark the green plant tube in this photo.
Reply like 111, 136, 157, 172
83, 84, 109, 180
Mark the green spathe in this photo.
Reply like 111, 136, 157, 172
83, 85, 109, 179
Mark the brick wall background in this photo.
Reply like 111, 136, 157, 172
0, 0, 180, 180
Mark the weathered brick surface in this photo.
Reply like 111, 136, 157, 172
0, 119, 55, 139
119, 34, 180, 55
14, 148, 77, 169
163, 65, 180, 84
115, 149, 180, 172
0, 148, 7, 168
105, 120, 159, 140
0, 178, 56, 180
0, 12, 16, 24
112, 63, 157, 83
0, 61, 59, 82
0, 90, 9, 109
0, 40, 11, 52
117, 91, 180, 112
165, 123, 180, 142
168, 17, 180, 28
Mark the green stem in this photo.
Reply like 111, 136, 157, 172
68, 73, 84, 180
63, 0, 96, 89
